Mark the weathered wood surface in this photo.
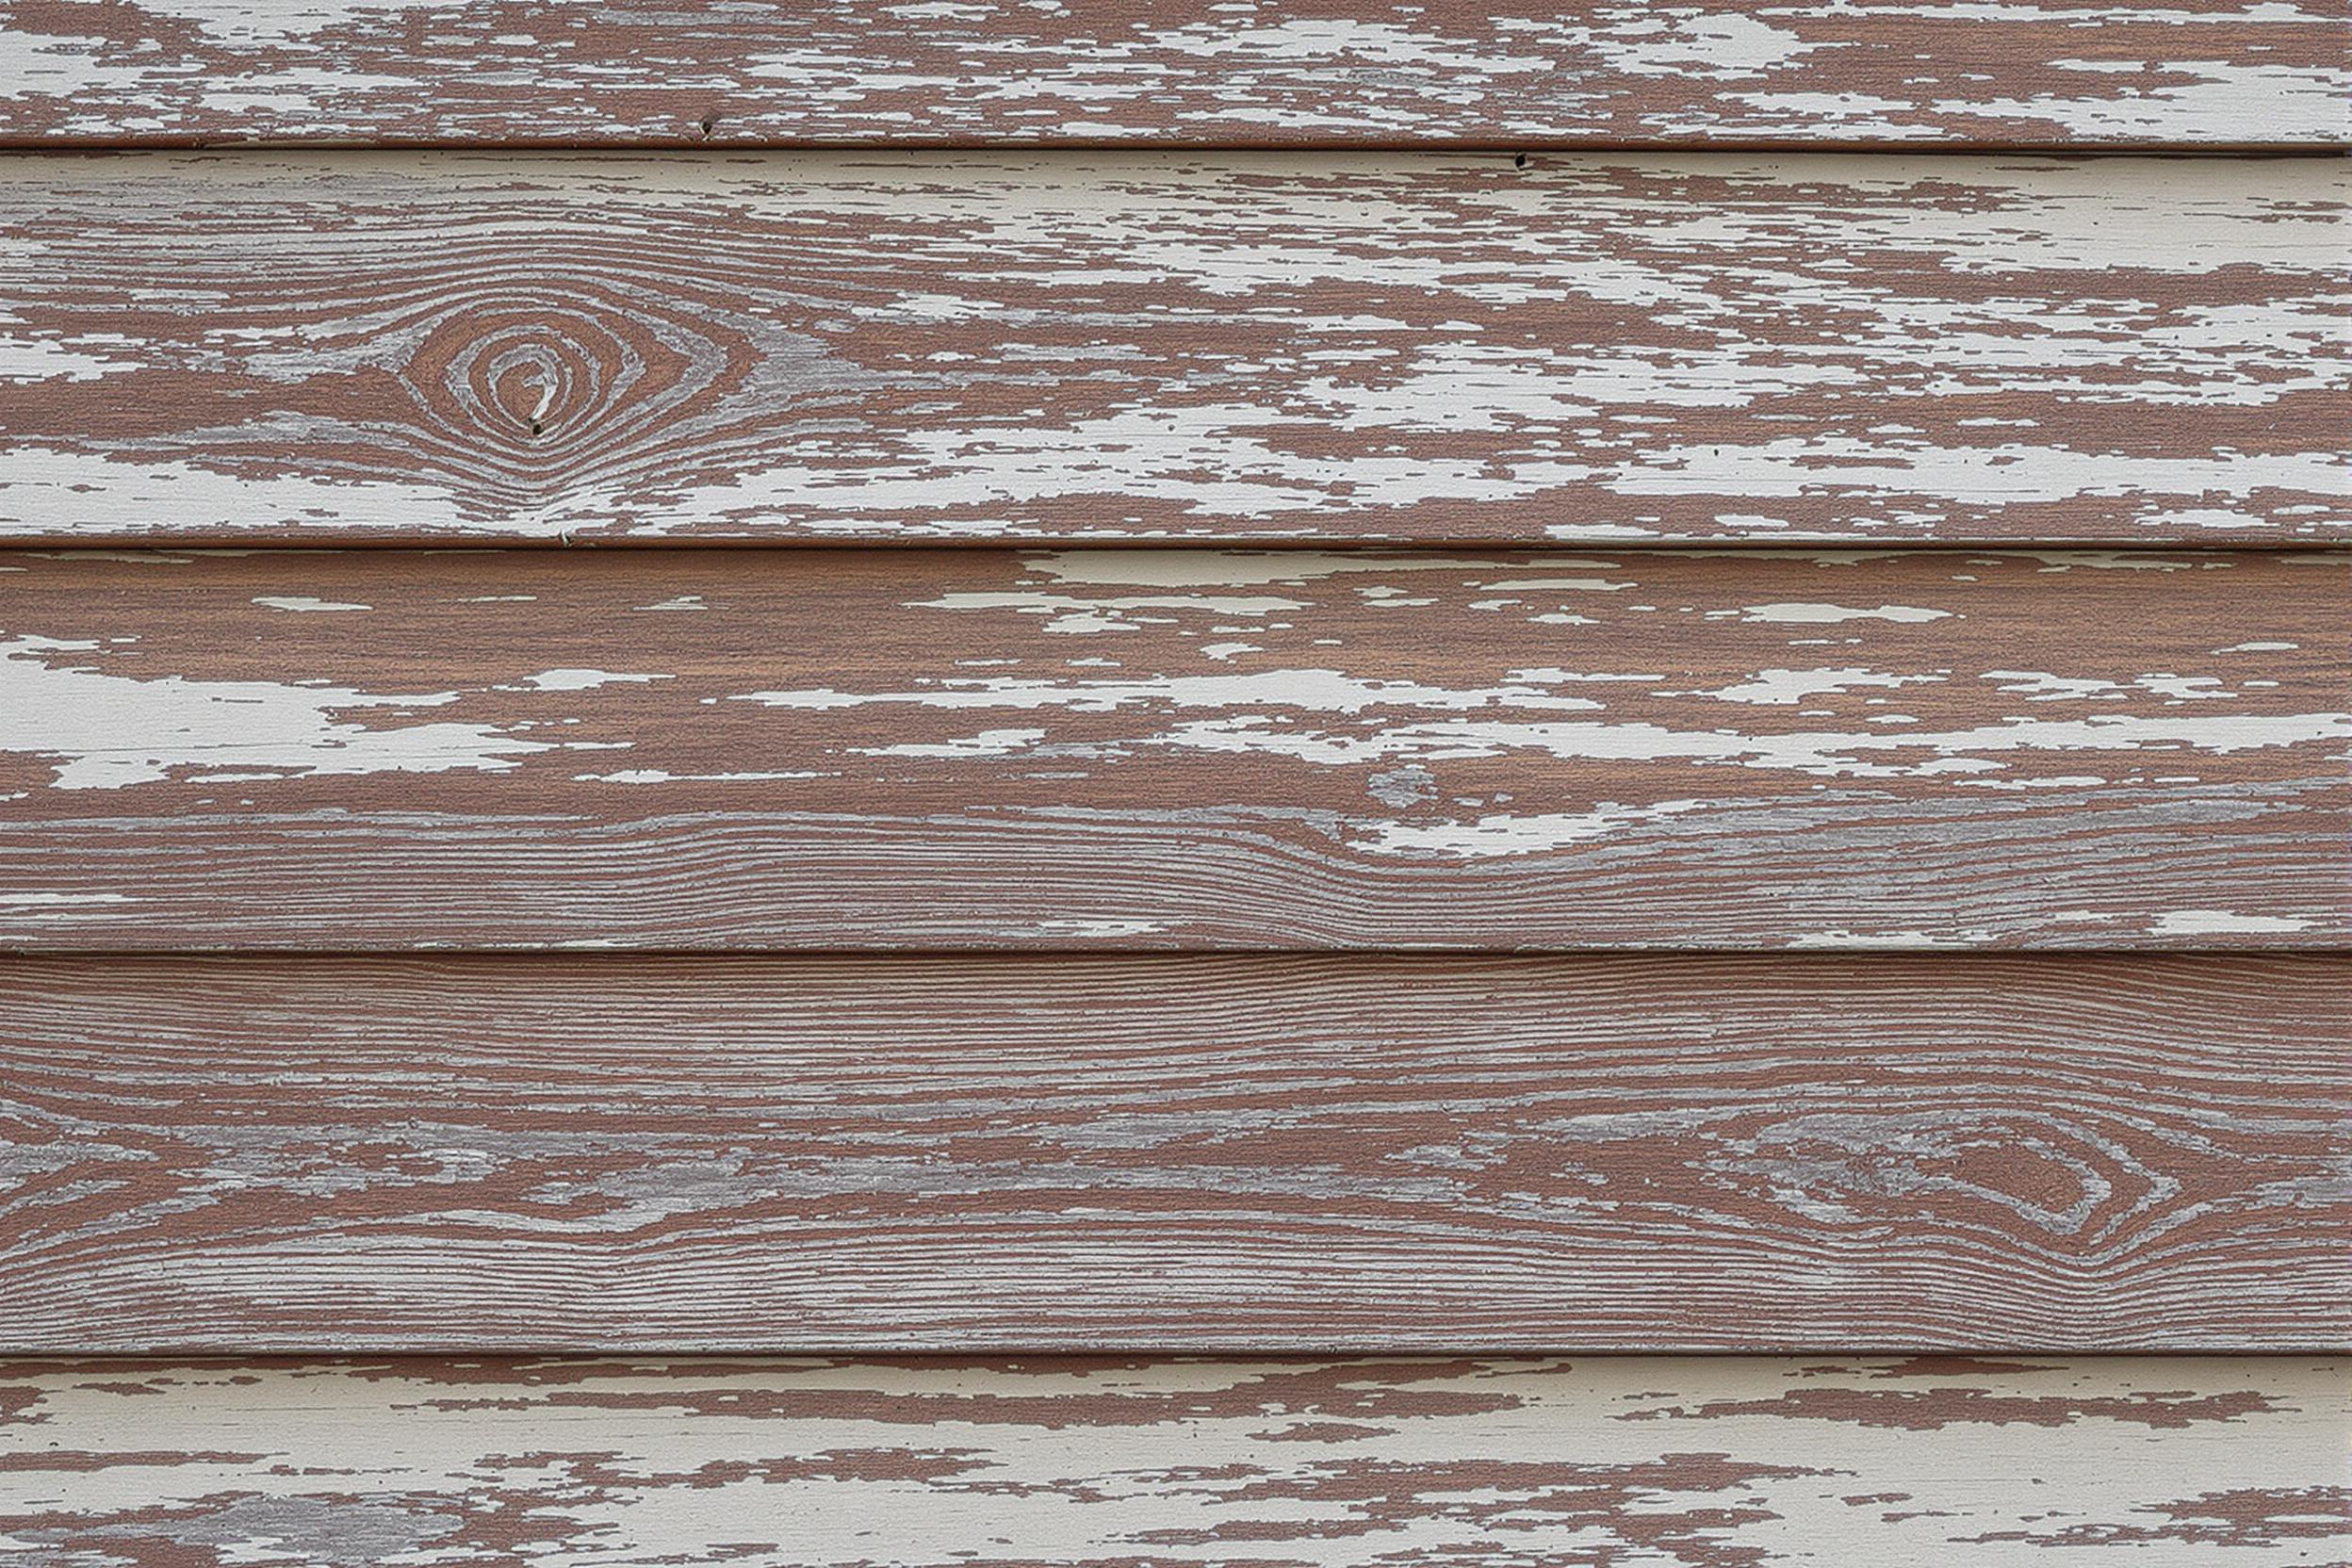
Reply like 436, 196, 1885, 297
2, 547, 2344, 952
0, 1356, 2344, 1565
4, 953, 2344, 1352
2, 1, 2346, 148
3, 155, 2344, 547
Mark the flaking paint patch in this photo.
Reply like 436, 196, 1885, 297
0, 633, 547, 789
912, 591, 1308, 633
0, 1357, 2342, 1566
1353, 801, 1710, 858
1692, 667, 1939, 705
732, 670, 1611, 716
2148, 909, 2319, 937
250, 596, 369, 612
2, 156, 2342, 547
1142, 711, 2352, 777
509, 670, 669, 693
0, 547, 2337, 949
1740, 603, 1954, 625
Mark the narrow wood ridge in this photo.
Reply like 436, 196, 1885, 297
2, 1, 2345, 148
1, 154, 2343, 547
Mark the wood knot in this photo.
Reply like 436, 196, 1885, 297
395, 292, 719, 480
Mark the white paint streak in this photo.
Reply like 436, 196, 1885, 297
0, 633, 547, 789
1691, 667, 1937, 705
914, 591, 1306, 633
511, 669, 669, 693
252, 596, 370, 612
734, 670, 1610, 716
1354, 801, 1708, 858
2148, 909, 2320, 937
1145, 711, 2352, 777
1740, 603, 1953, 625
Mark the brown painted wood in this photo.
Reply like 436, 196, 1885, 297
1, 546, 2344, 952
3, 1, 2345, 148
2, 154, 2344, 547
2, 953, 2344, 1351
0, 1355, 2344, 1564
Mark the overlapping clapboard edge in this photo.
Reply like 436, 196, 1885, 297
1, 0, 2347, 148
4, 953, 2344, 1351
0, 1356, 2344, 1564
3, 152, 2344, 547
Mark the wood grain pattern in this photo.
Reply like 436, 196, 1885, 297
3, 1, 2346, 148
0, 1355, 2344, 1565
2, 547, 2344, 952
3, 953, 2344, 1352
3, 154, 2344, 547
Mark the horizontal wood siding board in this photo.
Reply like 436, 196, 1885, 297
2, 2, 2347, 147
0, 1356, 2344, 1564
4, 952, 2346, 1351
1, 547, 2344, 952
1, 154, 2344, 547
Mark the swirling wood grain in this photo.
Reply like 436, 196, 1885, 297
2, 155, 2344, 545
1, 952, 2344, 1350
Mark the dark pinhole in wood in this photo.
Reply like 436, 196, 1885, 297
699, 116, 716, 138
530, 420, 544, 436
1513, 153, 1530, 170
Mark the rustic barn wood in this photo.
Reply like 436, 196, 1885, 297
0, 1355, 2344, 1564
3, 953, 2344, 1352
3, 0, 2341, 1529
2, 155, 2344, 547
3, 1, 2345, 148
1, 547, 2343, 952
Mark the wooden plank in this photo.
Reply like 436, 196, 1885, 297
0, 1356, 2343, 1564
2, 1, 2346, 148
2, 952, 2344, 1351
1, 547, 2344, 952
1, 154, 2344, 547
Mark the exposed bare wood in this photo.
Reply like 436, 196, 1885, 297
2, 546, 2344, 951
2, 155, 2344, 546
3, 953, 2345, 1351
2, 1, 2345, 148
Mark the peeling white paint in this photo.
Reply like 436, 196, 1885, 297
2148, 909, 2319, 937
733, 669, 1610, 716
252, 596, 370, 612
913, 590, 1306, 633
1353, 801, 1708, 858
0, 633, 547, 789
1740, 603, 1954, 625
511, 669, 670, 693
1690, 667, 1936, 705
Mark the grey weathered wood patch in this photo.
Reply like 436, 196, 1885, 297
3, 953, 2344, 1352
1, 155, 2344, 546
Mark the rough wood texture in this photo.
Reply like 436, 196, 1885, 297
3, 155, 2344, 547
4, 953, 2345, 1352
0, 1356, 2344, 1565
2, 547, 2344, 952
2, 1, 2346, 148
